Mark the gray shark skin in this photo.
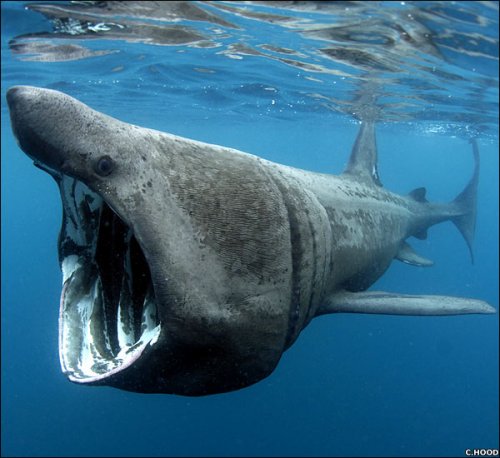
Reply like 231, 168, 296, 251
7, 86, 495, 396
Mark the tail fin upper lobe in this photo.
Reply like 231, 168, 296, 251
450, 139, 479, 263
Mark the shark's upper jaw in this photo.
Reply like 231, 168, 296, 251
56, 173, 161, 384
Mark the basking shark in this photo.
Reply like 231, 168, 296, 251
7, 86, 495, 396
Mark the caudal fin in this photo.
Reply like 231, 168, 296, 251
450, 139, 479, 263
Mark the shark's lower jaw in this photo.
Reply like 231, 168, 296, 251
56, 175, 161, 383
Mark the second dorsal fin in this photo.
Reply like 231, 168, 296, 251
343, 121, 382, 187
408, 187, 428, 203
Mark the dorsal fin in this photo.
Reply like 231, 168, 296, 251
343, 121, 382, 186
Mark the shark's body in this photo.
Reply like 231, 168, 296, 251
7, 86, 494, 396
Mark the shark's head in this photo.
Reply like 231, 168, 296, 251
7, 86, 291, 395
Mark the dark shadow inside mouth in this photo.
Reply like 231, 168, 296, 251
96, 202, 128, 356
94, 203, 153, 356
129, 235, 151, 343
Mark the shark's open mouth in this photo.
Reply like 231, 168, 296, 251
57, 175, 161, 383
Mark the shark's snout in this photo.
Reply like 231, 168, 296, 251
7, 85, 114, 178
6, 84, 36, 101
7, 86, 34, 142
7, 85, 63, 168
7, 85, 45, 125
6, 85, 24, 106
8, 84, 57, 107
6, 85, 31, 106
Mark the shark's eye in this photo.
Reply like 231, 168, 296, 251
94, 155, 115, 177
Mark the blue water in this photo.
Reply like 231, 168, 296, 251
1, 2, 498, 456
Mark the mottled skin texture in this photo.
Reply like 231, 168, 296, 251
7, 86, 494, 395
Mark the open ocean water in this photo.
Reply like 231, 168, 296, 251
1, 1, 498, 457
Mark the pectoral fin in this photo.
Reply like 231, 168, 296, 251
396, 241, 433, 267
316, 291, 496, 316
